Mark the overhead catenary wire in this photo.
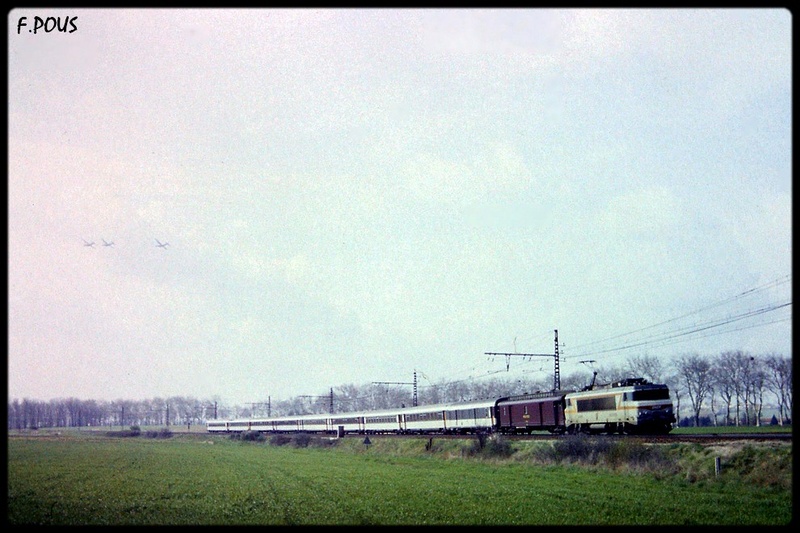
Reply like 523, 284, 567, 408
293, 274, 792, 402
568, 300, 791, 359
458, 273, 792, 384
568, 274, 791, 354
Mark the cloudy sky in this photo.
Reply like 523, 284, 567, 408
8, 8, 791, 407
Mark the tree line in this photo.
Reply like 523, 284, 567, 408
7, 350, 791, 430
6, 396, 214, 431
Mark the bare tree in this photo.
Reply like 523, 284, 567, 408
419, 380, 443, 405
625, 354, 668, 383
764, 353, 792, 425
716, 350, 754, 426
8, 399, 22, 430
707, 382, 719, 426
739, 354, 759, 425
560, 370, 594, 391
711, 355, 735, 425
593, 363, 627, 386
434, 379, 471, 403
676, 353, 714, 427
748, 358, 768, 426
332, 383, 363, 412
665, 370, 684, 426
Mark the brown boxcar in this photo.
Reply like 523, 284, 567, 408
496, 392, 568, 434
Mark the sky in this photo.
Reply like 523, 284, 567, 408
8, 8, 792, 407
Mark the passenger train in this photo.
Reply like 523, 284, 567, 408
207, 377, 675, 436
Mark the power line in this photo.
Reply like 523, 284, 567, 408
453, 274, 791, 385
344, 275, 792, 396
569, 273, 791, 353
373, 371, 418, 406
567, 293, 791, 360
485, 330, 561, 390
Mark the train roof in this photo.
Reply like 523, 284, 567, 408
569, 377, 670, 396
498, 390, 574, 403
398, 398, 499, 414
214, 397, 502, 425
340, 397, 498, 418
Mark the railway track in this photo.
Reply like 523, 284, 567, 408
505, 432, 792, 444
345, 432, 791, 444
631, 432, 792, 444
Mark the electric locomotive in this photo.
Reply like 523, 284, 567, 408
563, 377, 675, 434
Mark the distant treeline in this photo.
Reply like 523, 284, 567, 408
7, 351, 791, 430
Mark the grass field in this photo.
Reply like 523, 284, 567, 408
671, 424, 792, 434
7, 431, 792, 525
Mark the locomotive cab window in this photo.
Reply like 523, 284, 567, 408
630, 389, 671, 401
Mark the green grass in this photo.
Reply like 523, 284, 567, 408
671, 424, 792, 434
7, 434, 792, 525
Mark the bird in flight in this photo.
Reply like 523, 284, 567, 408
82, 239, 95, 247
102, 239, 115, 247
155, 239, 170, 249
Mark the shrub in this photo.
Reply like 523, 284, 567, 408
538, 435, 677, 474
145, 428, 173, 439
551, 435, 606, 464
105, 429, 141, 438
292, 433, 312, 448
310, 436, 337, 448
129, 426, 141, 436
236, 430, 265, 442
462, 436, 483, 457
269, 434, 292, 446
722, 444, 792, 489
605, 440, 672, 471
461, 433, 512, 458
483, 434, 513, 458
425, 437, 443, 453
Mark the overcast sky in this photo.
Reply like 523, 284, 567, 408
8, 8, 792, 407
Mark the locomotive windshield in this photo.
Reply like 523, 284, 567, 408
629, 389, 671, 401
